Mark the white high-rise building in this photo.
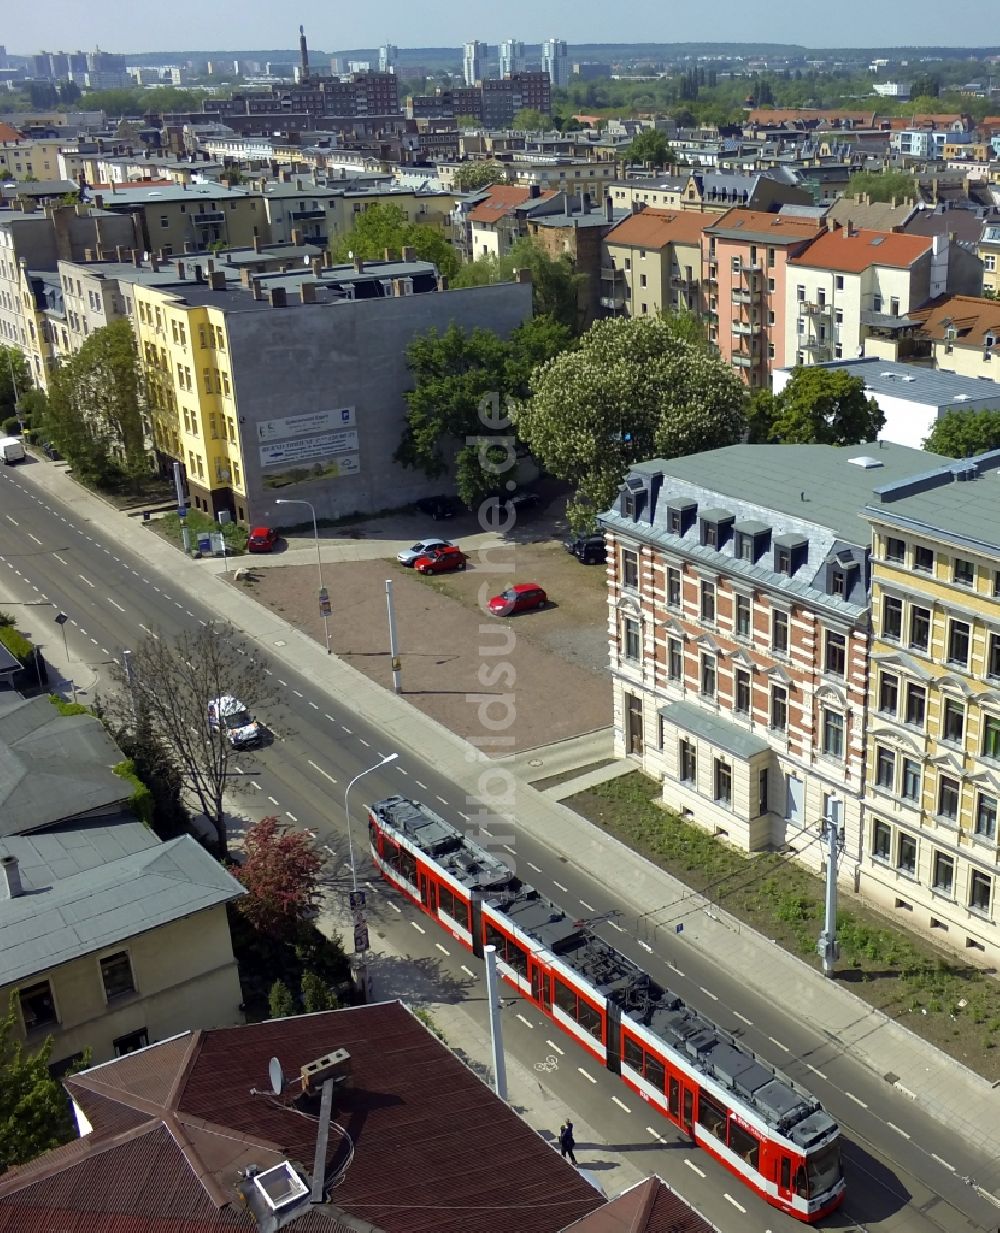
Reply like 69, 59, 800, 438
542, 37, 568, 87
498, 39, 524, 78
463, 40, 488, 86
379, 43, 398, 73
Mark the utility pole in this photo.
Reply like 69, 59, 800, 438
484, 945, 508, 1101
817, 816, 843, 977
122, 649, 137, 723
385, 578, 401, 694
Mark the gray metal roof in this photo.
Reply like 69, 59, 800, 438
659, 701, 770, 759
784, 357, 1000, 410
0, 835, 244, 985
0, 695, 130, 837
0, 818, 157, 884
864, 450, 1000, 552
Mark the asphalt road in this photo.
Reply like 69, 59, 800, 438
1, 464, 998, 1233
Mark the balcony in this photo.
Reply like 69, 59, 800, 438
731, 320, 757, 336
600, 268, 626, 309
798, 300, 831, 317
290, 208, 326, 221
731, 353, 755, 368
731, 288, 756, 304
193, 211, 226, 225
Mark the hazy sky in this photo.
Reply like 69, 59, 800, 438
3, 0, 998, 55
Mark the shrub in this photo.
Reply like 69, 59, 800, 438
268, 980, 296, 1019
112, 758, 154, 827
0, 623, 34, 666
2, 417, 20, 436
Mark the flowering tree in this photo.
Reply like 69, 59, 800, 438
235, 816, 323, 938
513, 316, 747, 529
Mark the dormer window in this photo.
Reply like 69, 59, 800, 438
776, 546, 792, 575
734, 521, 770, 564
699, 510, 734, 550
773, 533, 808, 576
666, 499, 697, 537
831, 570, 847, 597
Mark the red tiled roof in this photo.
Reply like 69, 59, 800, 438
468, 184, 557, 224
605, 208, 714, 249
561, 1177, 719, 1233
911, 294, 1000, 346
0, 1003, 601, 1233
0, 123, 24, 143
706, 206, 824, 243
789, 226, 931, 273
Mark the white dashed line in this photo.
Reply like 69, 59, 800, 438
931, 1153, 955, 1172
411, 921, 425, 934
526, 862, 541, 873
667, 962, 685, 977
638, 940, 653, 953
340, 724, 352, 733
4, 516, 17, 526
387, 901, 401, 913
647, 1126, 665, 1142
436, 795, 448, 806
579, 899, 594, 911
553, 881, 568, 894
90, 637, 98, 645
699, 986, 719, 1002
546, 1040, 564, 1056
285, 812, 298, 823
435, 942, 450, 956
733, 1011, 753, 1026
27, 533, 42, 545
267, 796, 279, 806
107, 598, 126, 612
501, 844, 515, 854
52, 553, 68, 565
515, 1013, 533, 1028
767, 1036, 790, 1053
844, 1092, 868, 1109
416, 780, 428, 790
460, 965, 475, 979
307, 760, 338, 785
611, 1096, 631, 1113
577, 1068, 597, 1084
608, 921, 625, 932
396, 766, 408, 775
293, 689, 303, 698
885, 1122, 911, 1140
249, 781, 262, 791
277, 678, 287, 687
806, 1063, 827, 1080
78, 573, 95, 588
359, 738, 370, 748
684, 1159, 705, 1177
308, 700, 319, 710
724, 1194, 746, 1214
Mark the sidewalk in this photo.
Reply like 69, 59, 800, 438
17, 457, 1000, 1181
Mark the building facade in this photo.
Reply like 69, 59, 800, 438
498, 39, 525, 78
542, 38, 569, 88
463, 40, 487, 86
912, 294, 1000, 380
602, 208, 712, 319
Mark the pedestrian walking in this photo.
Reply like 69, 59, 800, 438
559, 1120, 577, 1166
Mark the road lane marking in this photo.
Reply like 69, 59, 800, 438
885, 1122, 911, 1140
699, 986, 719, 1001
411, 921, 425, 934
733, 1011, 753, 1026
501, 844, 515, 854
435, 942, 450, 956
767, 1036, 790, 1053
28, 533, 42, 545
844, 1092, 868, 1108
107, 598, 126, 612
5, 516, 17, 526
90, 637, 98, 645
267, 796, 279, 805
685, 1160, 705, 1177
611, 1096, 631, 1113
647, 1126, 665, 1142
460, 965, 475, 978
308, 701, 319, 710
667, 962, 685, 977
806, 1063, 827, 1080
52, 553, 68, 565
359, 738, 370, 747
579, 899, 594, 911
546, 1040, 564, 1055
553, 881, 568, 894
436, 794, 448, 805
638, 940, 653, 952
78, 573, 95, 588
608, 921, 625, 932
577, 1068, 596, 1084
396, 765, 408, 775
307, 760, 338, 785
526, 862, 541, 873
340, 724, 352, 733
387, 901, 401, 913
515, 1013, 533, 1028
724, 1194, 746, 1213
292, 689, 303, 698
250, 781, 262, 790
277, 678, 287, 687
416, 780, 428, 790
285, 812, 298, 823
931, 1153, 955, 1172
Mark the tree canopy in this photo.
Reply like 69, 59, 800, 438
513, 316, 747, 529
924, 407, 1000, 457
844, 169, 919, 204
452, 161, 505, 192
235, 816, 323, 939
626, 128, 675, 168
396, 315, 572, 507
748, 367, 885, 446
512, 108, 548, 131
330, 202, 459, 279
453, 236, 585, 334
0, 346, 31, 423
0, 993, 77, 1171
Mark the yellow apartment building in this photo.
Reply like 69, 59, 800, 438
862, 453, 1000, 963
913, 294, 1000, 380
602, 208, 711, 318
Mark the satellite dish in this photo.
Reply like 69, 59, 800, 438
268, 1056, 285, 1095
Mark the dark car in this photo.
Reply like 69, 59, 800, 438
488, 582, 548, 616
247, 526, 279, 553
416, 495, 463, 521
564, 533, 606, 564
506, 489, 541, 513
42, 441, 62, 461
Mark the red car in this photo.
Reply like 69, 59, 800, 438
247, 526, 279, 553
413, 544, 467, 574
488, 582, 548, 616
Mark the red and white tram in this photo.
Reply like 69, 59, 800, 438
368, 796, 845, 1223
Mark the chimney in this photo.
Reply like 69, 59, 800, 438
383, 247, 393, 260
240, 266, 253, 287
132, 249, 142, 267
311, 256, 323, 277
437, 274, 449, 291
95, 193, 104, 209
150, 254, 160, 272
291, 228, 303, 246
210, 270, 226, 291
300, 281, 317, 304
194, 264, 205, 283
323, 249, 333, 268
529, 183, 541, 198
252, 235, 262, 254
207, 258, 216, 274
84, 247, 96, 262
401, 245, 415, 262
515, 267, 533, 284
353, 254, 364, 273
251, 278, 264, 300
605, 196, 613, 223
177, 260, 186, 280
269, 286, 287, 308
1, 856, 22, 900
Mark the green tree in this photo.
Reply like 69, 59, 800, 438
452, 161, 504, 191
908, 73, 940, 99
0, 346, 30, 420
268, 980, 296, 1019
453, 237, 585, 334
512, 107, 547, 131
330, 202, 459, 279
626, 128, 675, 168
301, 970, 339, 1013
844, 169, 918, 204
396, 316, 571, 507
750, 367, 885, 445
924, 407, 1000, 457
42, 319, 149, 487
454, 113, 480, 129
660, 304, 710, 351
0, 993, 77, 1171
513, 316, 747, 529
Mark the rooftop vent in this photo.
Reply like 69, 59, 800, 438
953, 394, 969, 401
848, 455, 884, 469
252, 1162, 309, 1214
901, 375, 916, 382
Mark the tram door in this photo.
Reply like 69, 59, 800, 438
777, 1155, 794, 1208
681, 1084, 695, 1139
529, 959, 551, 1012
418, 871, 438, 915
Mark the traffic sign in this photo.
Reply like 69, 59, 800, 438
349, 890, 367, 911
54, 612, 68, 626
178, 506, 187, 519
354, 922, 369, 953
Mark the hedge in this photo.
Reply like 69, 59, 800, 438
113, 758, 154, 828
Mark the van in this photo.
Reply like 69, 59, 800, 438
0, 437, 26, 465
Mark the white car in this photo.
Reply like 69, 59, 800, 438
207, 695, 262, 748
397, 537, 453, 567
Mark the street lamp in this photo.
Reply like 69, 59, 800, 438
274, 497, 331, 654
344, 751, 398, 1004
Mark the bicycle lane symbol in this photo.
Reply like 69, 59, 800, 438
534, 1054, 559, 1073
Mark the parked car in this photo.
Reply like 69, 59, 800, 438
207, 695, 262, 748
397, 537, 453, 567
564, 533, 606, 564
416, 495, 462, 521
506, 489, 541, 513
247, 526, 279, 553
41, 441, 62, 461
413, 544, 467, 574
488, 583, 548, 616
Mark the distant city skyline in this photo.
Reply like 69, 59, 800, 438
2, 0, 998, 56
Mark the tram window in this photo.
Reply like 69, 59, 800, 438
780, 1158, 791, 1189
399, 850, 417, 885
794, 1165, 808, 1198
623, 1036, 644, 1071
384, 839, 400, 867
697, 1092, 727, 1140
577, 999, 603, 1041
439, 887, 470, 930
507, 942, 528, 979
644, 1053, 665, 1092
728, 1119, 760, 1171
485, 923, 506, 954
554, 978, 577, 1017
668, 1077, 680, 1117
